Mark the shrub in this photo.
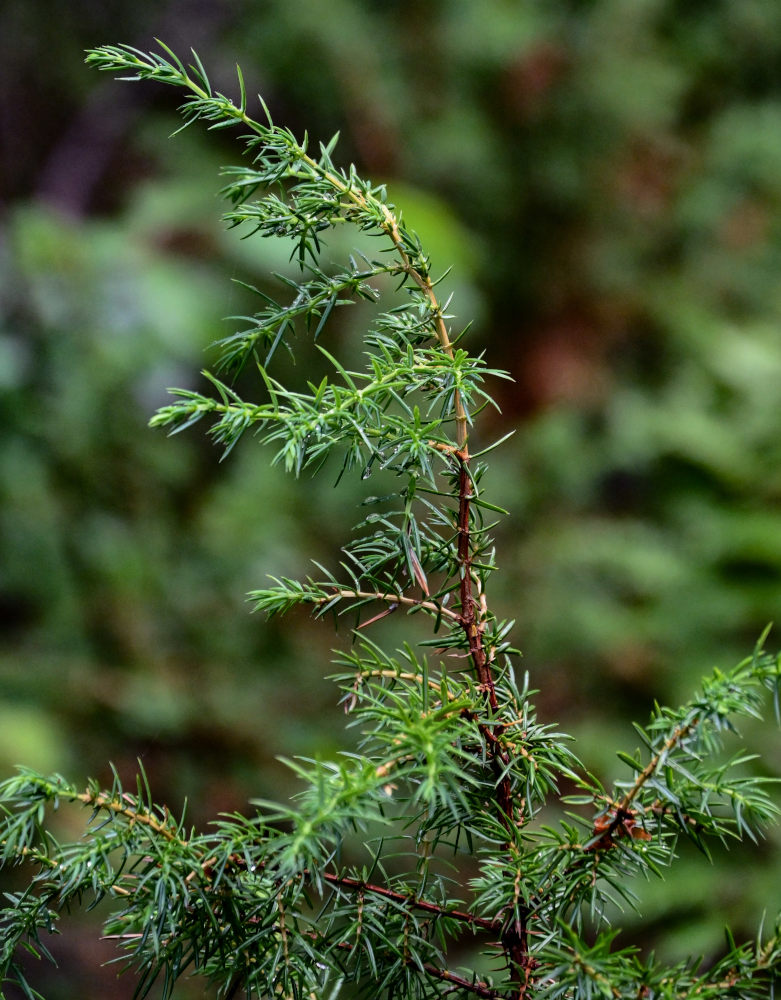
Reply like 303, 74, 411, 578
1, 44, 779, 1000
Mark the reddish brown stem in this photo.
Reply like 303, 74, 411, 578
422, 963, 503, 998
456, 455, 498, 703
322, 869, 500, 933
453, 449, 529, 997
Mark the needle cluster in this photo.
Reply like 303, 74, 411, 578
0, 43, 780, 1000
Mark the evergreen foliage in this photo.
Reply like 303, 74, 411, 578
1, 43, 780, 999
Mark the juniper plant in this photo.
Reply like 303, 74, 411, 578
1, 42, 780, 1000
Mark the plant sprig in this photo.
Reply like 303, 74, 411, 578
0, 42, 778, 1000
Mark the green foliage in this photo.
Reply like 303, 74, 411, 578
1, 41, 780, 1000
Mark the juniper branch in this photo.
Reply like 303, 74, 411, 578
0, 41, 776, 1000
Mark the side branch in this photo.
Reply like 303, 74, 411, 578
74, 788, 182, 843
585, 720, 700, 851
422, 963, 504, 999
315, 587, 461, 622
322, 870, 500, 933
618, 720, 697, 812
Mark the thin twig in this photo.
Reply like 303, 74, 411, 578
321, 870, 500, 933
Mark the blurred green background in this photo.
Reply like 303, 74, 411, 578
2, 0, 781, 995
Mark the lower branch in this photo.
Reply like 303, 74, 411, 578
422, 962, 504, 998
322, 869, 500, 933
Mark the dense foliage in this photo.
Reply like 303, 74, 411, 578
1, 43, 780, 999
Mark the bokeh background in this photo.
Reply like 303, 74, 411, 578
2, 1, 781, 996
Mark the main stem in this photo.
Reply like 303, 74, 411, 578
172, 70, 528, 996
372, 165, 531, 1000
334, 127, 530, 999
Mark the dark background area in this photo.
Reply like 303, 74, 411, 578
2, 1, 781, 995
